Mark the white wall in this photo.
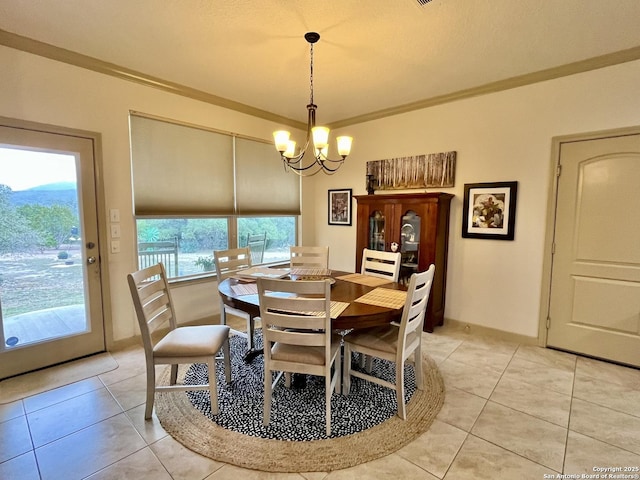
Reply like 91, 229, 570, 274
311, 60, 640, 338
2, 43, 640, 343
0, 45, 298, 343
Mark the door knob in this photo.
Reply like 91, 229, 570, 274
87, 256, 97, 264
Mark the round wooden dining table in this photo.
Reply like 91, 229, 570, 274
217, 270, 407, 332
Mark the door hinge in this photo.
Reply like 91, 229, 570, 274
556, 164, 562, 177
551, 243, 556, 255
546, 316, 551, 329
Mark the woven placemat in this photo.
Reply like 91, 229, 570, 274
262, 301, 350, 319
301, 300, 350, 319
289, 268, 332, 276
336, 273, 394, 287
355, 287, 407, 309
230, 283, 258, 296
155, 351, 444, 473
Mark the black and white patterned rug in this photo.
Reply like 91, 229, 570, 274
184, 332, 417, 441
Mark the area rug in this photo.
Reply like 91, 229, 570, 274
155, 334, 445, 473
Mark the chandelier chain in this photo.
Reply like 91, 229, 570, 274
309, 43, 314, 106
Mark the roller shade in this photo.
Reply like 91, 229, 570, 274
235, 137, 301, 215
130, 115, 234, 215
130, 114, 300, 216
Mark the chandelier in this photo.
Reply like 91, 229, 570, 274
273, 32, 353, 176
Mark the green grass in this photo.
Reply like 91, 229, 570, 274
0, 252, 85, 318
0, 248, 291, 319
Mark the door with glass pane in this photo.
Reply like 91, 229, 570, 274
0, 121, 105, 379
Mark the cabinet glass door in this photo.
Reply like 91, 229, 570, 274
400, 210, 420, 281
368, 210, 385, 251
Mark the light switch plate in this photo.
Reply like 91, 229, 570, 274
110, 224, 121, 238
111, 240, 120, 254
109, 208, 120, 222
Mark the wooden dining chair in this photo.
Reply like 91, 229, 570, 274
127, 263, 231, 419
258, 277, 341, 436
290, 246, 329, 269
361, 248, 401, 283
343, 264, 435, 420
213, 247, 261, 362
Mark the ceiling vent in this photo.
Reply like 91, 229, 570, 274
416, 0, 434, 5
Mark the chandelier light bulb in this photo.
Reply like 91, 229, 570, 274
337, 136, 353, 157
273, 130, 291, 153
312, 126, 330, 150
284, 140, 297, 159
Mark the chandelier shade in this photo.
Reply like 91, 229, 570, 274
273, 32, 353, 176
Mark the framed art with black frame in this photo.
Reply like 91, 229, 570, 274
328, 188, 352, 226
462, 181, 518, 240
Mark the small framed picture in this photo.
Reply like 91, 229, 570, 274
462, 181, 518, 240
328, 188, 352, 226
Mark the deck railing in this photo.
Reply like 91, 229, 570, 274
137, 237, 179, 277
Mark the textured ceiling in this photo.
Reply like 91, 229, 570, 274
1, 0, 640, 127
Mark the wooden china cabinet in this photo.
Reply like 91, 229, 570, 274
354, 192, 453, 332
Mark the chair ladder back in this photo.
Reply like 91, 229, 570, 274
127, 263, 178, 348
266, 327, 328, 348
290, 246, 330, 269
361, 248, 402, 282
214, 247, 252, 281
261, 309, 329, 335
397, 265, 435, 352
259, 278, 331, 335
138, 280, 176, 333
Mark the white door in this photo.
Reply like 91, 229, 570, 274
0, 121, 105, 379
546, 132, 640, 367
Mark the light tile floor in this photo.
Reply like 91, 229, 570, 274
2, 324, 640, 479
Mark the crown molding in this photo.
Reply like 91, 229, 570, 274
0, 28, 306, 131
2, 28, 639, 130
330, 45, 640, 129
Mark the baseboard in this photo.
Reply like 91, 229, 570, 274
111, 315, 539, 351
442, 318, 539, 346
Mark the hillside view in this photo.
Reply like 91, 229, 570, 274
8, 182, 78, 214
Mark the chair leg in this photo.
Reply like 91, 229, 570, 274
208, 357, 219, 415
169, 364, 178, 385
222, 337, 231, 384
365, 355, 374, 373
334, 349, 342, 395
263, 368, 272, 426
145, 362, 156, 420
396, 362, 406, 420
414, 344, 424, 390
246, 315, 254, 351
343, 344, 352, 394
325, 370, 332, 436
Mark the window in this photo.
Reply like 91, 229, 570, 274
135, 216, 294, 279
237, 216, 295, 264
130, 113, 299, 280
